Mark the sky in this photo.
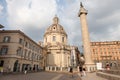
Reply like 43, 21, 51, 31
0, 0, 120, 51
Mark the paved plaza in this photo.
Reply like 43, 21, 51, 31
81, 72, 107, 80
0, 72, 108, 80
0, 72, 61, 80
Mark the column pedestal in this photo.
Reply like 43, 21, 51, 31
85, 64, 96, 72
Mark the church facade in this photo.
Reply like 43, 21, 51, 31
43, 16, 72, 71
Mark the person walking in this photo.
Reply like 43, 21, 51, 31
69, 66, 73, 78
82, 66, 86, 76
79, 66, 83, 77
0, 67, 3, 75
24, 67, 27, 74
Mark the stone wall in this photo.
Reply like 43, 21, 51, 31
102, 70, 120, 76
96, 72, 120, 80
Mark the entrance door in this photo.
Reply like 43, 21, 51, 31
13, 60, 19, 72
0, 60, 4, 67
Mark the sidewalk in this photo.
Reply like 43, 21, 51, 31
81, 72, 108, 80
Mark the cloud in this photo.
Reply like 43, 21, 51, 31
0, 4, 3, 14
57, 0, 120, 50
6, 0, 57, 30
5, 0, 57, 42
57, 0, 82, 47
84, 0, 120, 42
1, 0, 120, 50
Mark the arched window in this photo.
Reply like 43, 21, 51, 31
62, 37, 64, 42
53, 36, 56, 41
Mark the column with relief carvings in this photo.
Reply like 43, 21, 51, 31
78, 2, 95, 72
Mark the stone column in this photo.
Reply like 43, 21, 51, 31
60, 67, 62, 71
50, 66, 52, 71
55, 66, 56, 71
78, 2, 95, 72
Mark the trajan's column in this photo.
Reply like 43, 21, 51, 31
78, 3, 95, 72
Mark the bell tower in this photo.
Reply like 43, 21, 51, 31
78, 2, 95, 72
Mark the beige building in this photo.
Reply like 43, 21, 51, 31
43, 16, 81, 71
91, 41, 120, 64
44, 16, 71, 71
0, 30, 43, 72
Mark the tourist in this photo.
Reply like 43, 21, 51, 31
69, 66, 73, 77
83, 66, 86, 76
79, 66, 83, 77
24, 67, 27, 74
0, 67, 3, 75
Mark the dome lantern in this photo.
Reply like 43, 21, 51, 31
53, 15, 59, 24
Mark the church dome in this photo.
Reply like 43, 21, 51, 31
44, 16, 67, 37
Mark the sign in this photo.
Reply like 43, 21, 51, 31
96, 62, 102, 70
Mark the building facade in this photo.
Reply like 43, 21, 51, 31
44, 16, 71, 71
43, 16, 82, 71
91, 41, 120, 66
0, 30, 43, 72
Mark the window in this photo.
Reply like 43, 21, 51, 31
25, 42, 28, 47
31, 53, 34, 60
29, 43, 31, 49
3, 36, 10, 42
53, 26, 56, 30
37, 55, 39, 60
53, 36, 56, 41
28, 51, 31, 59
19, 38, 23, 44
17, 47, 22, 56
46, 38, 47, 42
62, 37, 64, 42
24, 50, 27, 59
0, 46, 8, 55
